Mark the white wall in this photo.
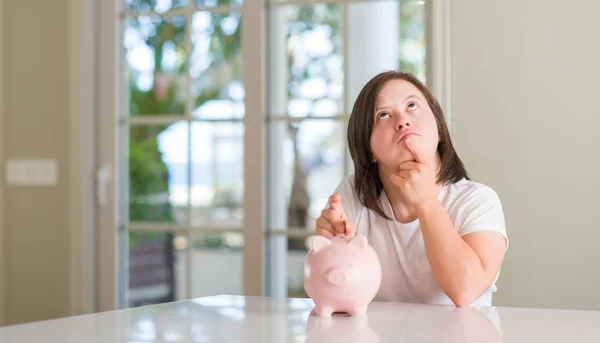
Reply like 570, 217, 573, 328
451, 0, 600, 310
1, 0, 72, 325
0, 0, 6, 326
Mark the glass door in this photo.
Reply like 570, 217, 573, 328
263, 0, 427, 298
105, 0, 250, 309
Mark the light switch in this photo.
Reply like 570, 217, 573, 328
5, 159, 58, 186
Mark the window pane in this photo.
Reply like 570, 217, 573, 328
125, 0, 188, 13
190, 122, 244, 228
128, 231, 183, 307
191, 11, 243, 119
286, 237, 309, 298
278, 4, 344, 118
189, 232, 244, 298
195, 0, 242, 8
399, 0, 426, 81
129, 231, 245, 307
267, 119, 345, 235
129, 122, 189, 224
124, 15, 187, 116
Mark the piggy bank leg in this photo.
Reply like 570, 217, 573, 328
315, 305, 335, 317
346, 306, 368, 316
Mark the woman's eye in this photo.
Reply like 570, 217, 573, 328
407, 102, 418, 111
377, 112, 390, 119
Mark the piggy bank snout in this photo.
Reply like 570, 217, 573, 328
326, 268, 349, 286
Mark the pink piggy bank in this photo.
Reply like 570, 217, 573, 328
303, 234, 382, 316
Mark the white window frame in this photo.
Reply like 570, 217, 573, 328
425, 0, 453, 132
68, 0, 98, 316
65, 0, 452, 313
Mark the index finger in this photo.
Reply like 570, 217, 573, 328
329, 193, 342, 208
404, 137, 426, 164
329, 194, 345, 215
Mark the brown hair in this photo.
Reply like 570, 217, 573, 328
347, 70, 469, 220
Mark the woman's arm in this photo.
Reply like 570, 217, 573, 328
390, 138, 507, 306
416, 200, 507, 307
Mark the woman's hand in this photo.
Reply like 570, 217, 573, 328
390, 137, 440, 212
315, 194, 356, 238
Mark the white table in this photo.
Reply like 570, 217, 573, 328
0, 295, 599, 342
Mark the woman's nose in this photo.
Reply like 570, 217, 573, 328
396, 114, 411, 130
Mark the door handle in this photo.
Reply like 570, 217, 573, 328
95, 164, 112, 207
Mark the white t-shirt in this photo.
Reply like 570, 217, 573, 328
332, 175, 509, 307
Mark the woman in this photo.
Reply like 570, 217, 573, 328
316, 71, 508, 307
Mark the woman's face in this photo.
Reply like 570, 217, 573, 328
369, 79, 440, 173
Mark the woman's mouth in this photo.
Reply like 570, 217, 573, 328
398, 131, 418, 142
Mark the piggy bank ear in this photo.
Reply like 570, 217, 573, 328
310, 236, 332, 253
349, 235, 368, 250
